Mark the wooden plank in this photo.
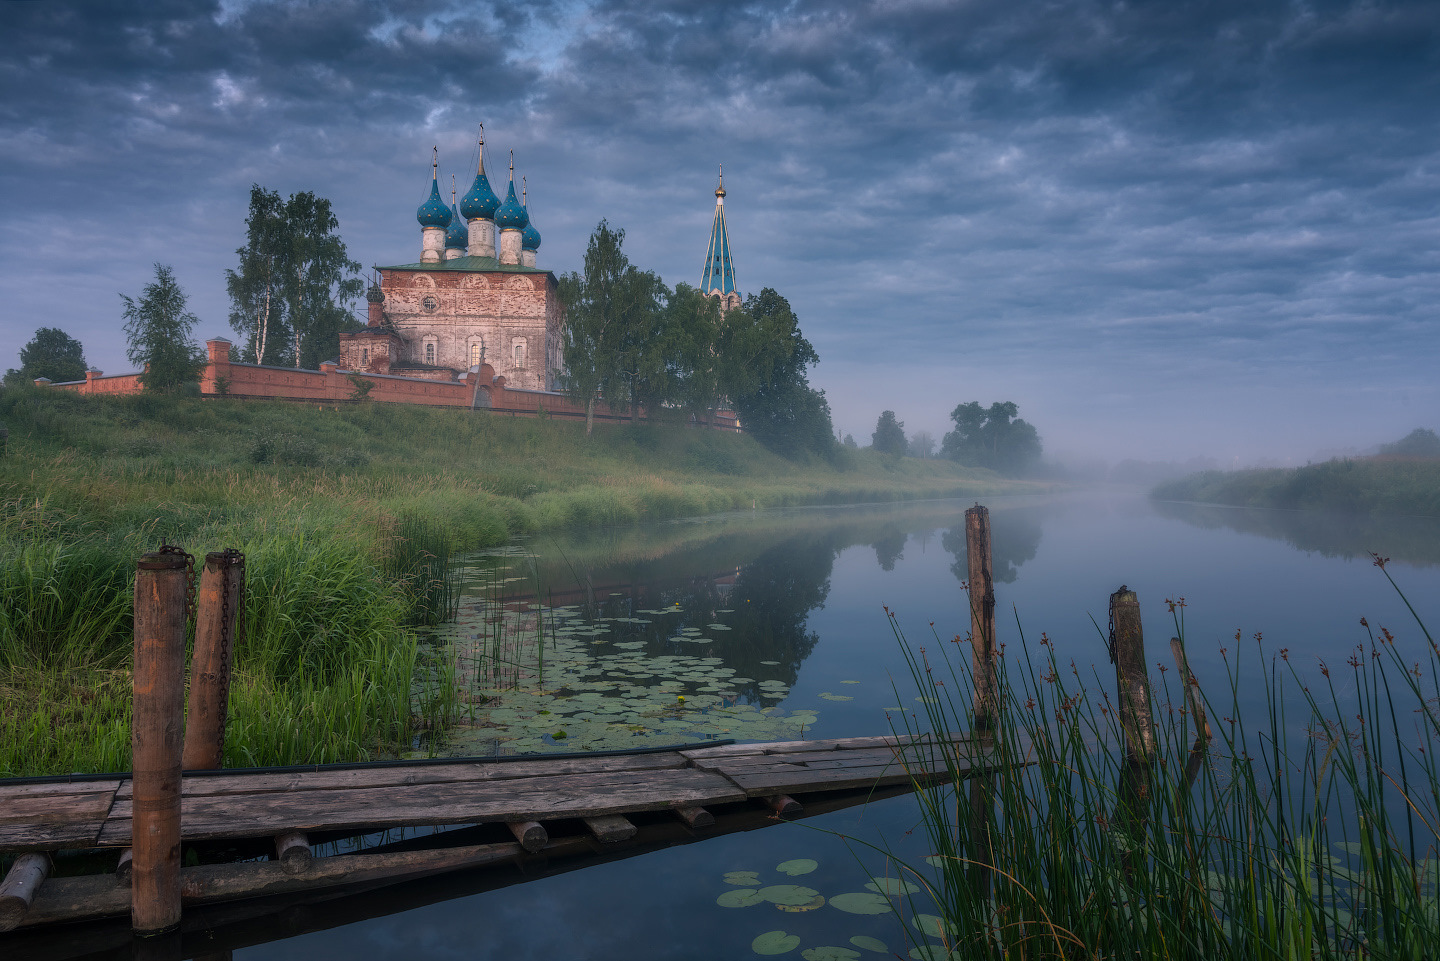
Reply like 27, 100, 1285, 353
98, 768, 746, 845
0, 853, 51, 932
679, 734, 972, 761
111, 752, 688, 800
19, 842, 527, 928
673, 806, 713, 829
726, 761, 961, 795
0, 789, 117, 852
765, 795, 803, 816
583, 814, 637, 843
506, 821, 547, 853
693, 744, 977, 777
0, 780, 123, 800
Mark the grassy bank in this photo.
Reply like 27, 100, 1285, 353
1153, 457, 1440, 517
0, 387, 1029, 777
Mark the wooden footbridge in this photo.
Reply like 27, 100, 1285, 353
1, 733, 988, 935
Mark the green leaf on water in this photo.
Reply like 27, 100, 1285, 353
718, 888, 765, 908
840, 680, 860, 684
1334, 841, 1363, 856
849, 936, 888, 953
818, 693, 853, 701
867, 877, 922, 896
908, 948, 957, 961
912, 914, 956, 938
923, 856, 951, 869
828, 892, 893, 915
758, 885, 821, 906
752, 931, 801, 955
724, 871, 762, 885
801, 949, 860, 961
776, 858, 818, 876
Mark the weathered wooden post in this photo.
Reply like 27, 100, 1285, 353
132, 550, 189, 935
964, 504, 997, 900
182, 551, 245, 771
1108, 587, 1156, 880
1109, 587, 1156, 766
965, 504, 997, 730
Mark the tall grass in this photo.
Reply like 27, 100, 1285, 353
878, 564, 1439, 959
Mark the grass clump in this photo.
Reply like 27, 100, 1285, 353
876, 564, 1438, 959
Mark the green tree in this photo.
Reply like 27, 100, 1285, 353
225, 186, 362, 369
666, 283, 725, 425
121, 264, 206, 393
5, 328, 88, 385
941, 400, 1042, 475
559, 221, 663, 434
225, 185, 290, 365
909, 430, 936, 459
726, 289, 834, 458
872, 410, 907, 456
282, 191, 363, 369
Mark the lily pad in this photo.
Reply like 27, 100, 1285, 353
828, 892, 893, 915
758, 884, 821, 906
818, 693, 853, 701
718, 888, 765, 908
849, 936, 888, 953
866, 877, 922, 896
913, 914, 957, 938
802, 949, 860, 961
752, 931, 802, 955
923, 856, 951, 869
909, 948, 957, 961
776, 858, 818, 876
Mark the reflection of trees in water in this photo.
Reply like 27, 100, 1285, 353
941, 511, 1043, 585
1153, 500, 1440, 568
872, 525, 906, 571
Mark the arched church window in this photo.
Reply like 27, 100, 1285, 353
425, 343, 436, 365
470, 343, 482, 369
513, 342, 525, 368
361, 348, 369, 366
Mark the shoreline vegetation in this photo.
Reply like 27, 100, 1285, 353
0, 387, 1036, 778
1151, 430, 1440, 518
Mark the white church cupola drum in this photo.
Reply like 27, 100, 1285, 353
416, 147, 453, 264
460, 125, 500, 259
494, 151, 529, 266
520, 177, 542, 268
701, 166, 740, 310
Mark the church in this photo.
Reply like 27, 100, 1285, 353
338, 134, 740, 392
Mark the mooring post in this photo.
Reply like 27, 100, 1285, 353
132, 550, 189, 935
1109, 588, 1156, 766
183, 551, 244, 771
964, 504, 997, 730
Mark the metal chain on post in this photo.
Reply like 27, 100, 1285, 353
1107, 584, 1126, 665
158, 543, 196, 627
215, 548, 245, 762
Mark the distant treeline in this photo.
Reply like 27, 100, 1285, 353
1152, 429, 1440, 517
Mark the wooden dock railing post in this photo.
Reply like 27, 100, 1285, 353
132, 550, 189, 935
183, 550, 244, 771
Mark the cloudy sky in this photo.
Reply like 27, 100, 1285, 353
2, 0, 1437, 464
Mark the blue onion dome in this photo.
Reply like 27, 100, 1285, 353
460, 170, 500, 220
495, 179, 528, 230
521, 216, 541, 251
446, 204, 468, 249
416, 177, 452, 228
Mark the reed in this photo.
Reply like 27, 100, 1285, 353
877, 564, 1439, 959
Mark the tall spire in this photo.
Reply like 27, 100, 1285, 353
701, 165, 737, 299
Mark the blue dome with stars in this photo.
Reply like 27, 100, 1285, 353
521, 209, 541, 251
460, 170, 500, 220
446, 205, 468, 249
416, 177, 452, 229
495, 179, 528, 231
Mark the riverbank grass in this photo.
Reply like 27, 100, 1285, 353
877, 566, 1438, 959
0, 387, 1030, 777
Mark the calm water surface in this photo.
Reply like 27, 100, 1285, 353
215, 492, 1440, 959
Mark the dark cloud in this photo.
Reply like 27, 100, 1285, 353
2, 0, 1437, 462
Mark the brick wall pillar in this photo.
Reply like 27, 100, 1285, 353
203, 339, 231, 395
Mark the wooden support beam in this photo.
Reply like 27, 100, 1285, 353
274, 831, 312, 875
117, 848, 133, 886
506, 820, 547, 853
132, 549, 189, 936
583, 814, 637, 843
0, 852, 51, 932
673, 805, 714, 829
183, 551, 244, 772
764, 794, 802, 817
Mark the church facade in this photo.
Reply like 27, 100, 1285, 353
339, 137, 561, 391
